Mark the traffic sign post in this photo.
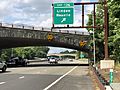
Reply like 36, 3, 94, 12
53, 3, 74, 24
109, 69, 113, 84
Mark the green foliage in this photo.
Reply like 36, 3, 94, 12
60, 50, 77, 54
108, 0, 120, 63
0, 49, 12, 61
33, 46, 49, 58
87, 0, 120, 63
69, 51, 77, 54
0, 46, 50, 61
60, 50, 70, 54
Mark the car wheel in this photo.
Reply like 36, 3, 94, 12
22, 63, 27, 67
24, 63, 27, 67
2, 66, 7, 72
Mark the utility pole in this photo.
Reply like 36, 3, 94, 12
99, 0, 114, 69
104, 0, 109, 60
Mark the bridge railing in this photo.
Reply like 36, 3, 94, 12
0, 22, 90, 35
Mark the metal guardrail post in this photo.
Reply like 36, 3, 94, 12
91, 66, 106, 90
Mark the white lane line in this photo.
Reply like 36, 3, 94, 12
43, 66, 78, 90
19, 76, 25, 79
105, 85, 113, 90
0, 82, 6, 85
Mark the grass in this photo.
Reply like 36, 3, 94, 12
99, 63, 120, 83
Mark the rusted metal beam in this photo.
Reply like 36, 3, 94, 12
52, 4, 54, 28
52, 26, 103, 29
52, 2, 102, 6
82, 4, 84, 27
93, 4, 96, 27
74, 2, 102, 5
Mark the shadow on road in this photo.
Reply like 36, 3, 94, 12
26, 64, 89, 67
0, 70, 11, 73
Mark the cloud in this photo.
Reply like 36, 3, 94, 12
81, 0, 90, 2
0, 0, 97, 53
0, 0, 93, 28
48, 47, 74, 54
39, 18, 52, 27
54, 0, 76, 2
18, 0, 52, 13
0, 0, 52, 22
0, 0, 14, 18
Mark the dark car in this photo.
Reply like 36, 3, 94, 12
6, 57, 28, 66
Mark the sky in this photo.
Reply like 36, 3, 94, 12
0, 0, 98, 53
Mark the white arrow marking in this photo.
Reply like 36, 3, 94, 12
0, 82, 6, 85
61, 18, 66, 23
19, 76, 25, 79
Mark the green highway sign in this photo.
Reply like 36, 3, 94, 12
80, 54, 84, 58
53, 3, 74, 24
54, 3, 74, 7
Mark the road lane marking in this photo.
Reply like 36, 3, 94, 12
0, 82, 6, 85
43, 66, 78, 90
105, 85, 113, 90
19, 76, 25, 79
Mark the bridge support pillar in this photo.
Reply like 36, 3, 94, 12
0, 49, 2, 58
76, 51, 80, 60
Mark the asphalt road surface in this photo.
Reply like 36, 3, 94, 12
0, 66, 94, 90
28, 59, 89, 65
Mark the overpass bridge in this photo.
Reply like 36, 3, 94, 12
47, 53, 77, 59
47, 53, 76, 57
0, 23, 91, 53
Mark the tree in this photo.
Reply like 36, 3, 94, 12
60, 50, 69, 54
0, 46, 50, 61
87, 4, 104, 60
87, 0, 120, 63
107, 0, 120, 63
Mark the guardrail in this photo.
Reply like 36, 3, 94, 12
93, 67, 114, 90
0, 22, 90, 35
90, 66, 108, 90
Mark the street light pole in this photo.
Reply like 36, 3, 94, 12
93, 12, 96, 66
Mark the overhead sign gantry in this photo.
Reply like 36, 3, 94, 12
52, 0, 109, 60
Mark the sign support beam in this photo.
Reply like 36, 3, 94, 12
104, 0, 109, 60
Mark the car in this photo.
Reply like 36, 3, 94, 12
0, 61, 7, 72
48, 57, 58, 64
69, 59, 73, 62
6, 57, 28, 66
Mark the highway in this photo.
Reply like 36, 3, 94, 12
0, 60, 94, 90
28, 59, 89, 65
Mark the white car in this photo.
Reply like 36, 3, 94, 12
0, 61, 7, 72
49, 57, 58, 64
